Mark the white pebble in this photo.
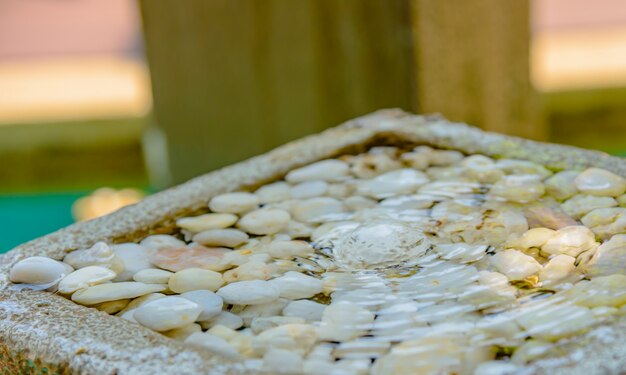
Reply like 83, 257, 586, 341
192, 228, 249, 248
217, 280, 280, 305
176, 213, 238, 232
270, 271, 323, 299
200, 311, 243, 330
489, 250, 541, 280
168, 268, 224, 293
209, 192, 260, 214
238, 299, 289, 325
63, 242, 123, 274
163, 323, 202, 341
139, 234, 186, 250
180, 290, 224, 320
267, 240, 314, 259
71, 282, 166, 305
112, 243, 154, 282
223, 261, 271, 282
58, 266, 116, 294
290, 180, 329, 199
238, 208, 291, 235
539, 255, 577, 287
134, 296, 202, 331
357, 169, 429, 198
575, 168, 626, 197
541, 226, 597, 257
252, 323, 318, 356
489, 175, 545, 203
255, 181, 291, 203
133, 268, 173, 284
286, 159, 349, 183
292, 197, 346, 223
282, 300, 327, 322
9, 256, 73, 286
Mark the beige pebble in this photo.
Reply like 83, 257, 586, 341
163, 323, 202, 341
250, 316, 306, 334
209, 192, 260, 214
58, 266, 117, 294
9, 256, 73, 286
176, 213, 238, 232
223, 261, 271, 282
139, 235, 186, 250
285, 159, 349, 183
541, 226, 597, 257
238, 208, 291, 235
134, 296, 202, 331
151, 245, 230, 272
192, 228, 249, 248
292, 197, 346, 223
63, 242, 124, 274
252, 323, 318, 356
71, 282, 166, 305
545, 170, 580, 200
489, 250, 541, 280
575, 168, 626, 197
267, 240, 314, 259
318, 301, 374, 342
489, 175, 545, 203
168, 268, 224, 293
133, 268, 173, 284
255, 181, 291, 203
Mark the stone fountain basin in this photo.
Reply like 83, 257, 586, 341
1, 109, 625, 374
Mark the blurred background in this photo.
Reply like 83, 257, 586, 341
1, 0, 626, 251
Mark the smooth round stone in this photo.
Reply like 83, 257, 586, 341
514, 302, 595, 341
541, 226, 597, 257
506, 228, 556, 250
282, 300, 326, 322
263, 348, 303, 374
489, 250, 541, 280
285, 159, 349, 183
562, 194, 617, 219
185, 332, 241, 360
176, 213, 238, 232
238, 209, 291, 235
539, 255, 577, 287
250, 316, 306, 334
71, 282, 166, 305
209, 192, 260, 214
292, 197, 346, 223
255, 181, 292, 203
9, 256, 73, 285
223, 262, 271, 282
489, 174, 545, 203
357, 169, 429, 199
200, 311, 244, 330
139, 234, 186, 250
267, 240, 314, 259
58, 266, 117, 294
217, 280, 280, 305
238, 299, 289, 325
545, 171, 580, 201
133, 268, 173, 284
134, 296, 202, 331
575, 168, 626, 197
168, 268, 224, 293
151, 245, 231, 272
112, 243, 155, 282
290, 180, 328, 199
63, 242, 124, 274
586, 234, 626, 277
180, 290, 224, 321
117, 292, 166, 316
269, 271, 323, 299
193, 228, 249, 248
94, 299, 130, 314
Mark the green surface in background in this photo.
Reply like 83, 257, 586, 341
0, 193, 83, 253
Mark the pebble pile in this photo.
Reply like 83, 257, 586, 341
9, 145, 626, 374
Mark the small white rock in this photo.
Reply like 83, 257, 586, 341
9, 256, 73, 286
180, 290, 224, 321
250, 316, 306, 334
290, 180, 329, 199
139, 235, 186, 250
238, 208, 291, 235
267, 240, 314, 259
168, 268, 224, 293
176, 213, 238, 232
199, 311, 243, 330
292, 197, 346, 223
489, 249, 541, 280
223, 261, 271, 282
255, 181, 292, 203
133, 268, 173, 284
269, 271, 324, 299
58, 266, 116, 294
252, 323, 318, 356
134, 296, 202, 331
262, 348, 303, 374
217, 280, 280, 305
71, 282, 165, 305
209, 192, 260, 214
539, 255, 577, 287
192, 228, 249, 248
575, 168, 626, 197
112, 243, 155, 282
286, 159, 349, 183
357, 169, 429, 198
63, 242, 123, 274
541, 226, 597, 257
489, 174, 545, 203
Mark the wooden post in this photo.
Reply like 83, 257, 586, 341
139, 0, 415, 186
410, 0, 545, 140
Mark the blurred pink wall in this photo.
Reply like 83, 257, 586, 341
0, 0, 141, 60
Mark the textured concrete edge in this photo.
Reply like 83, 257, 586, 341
0, 109, 624, 374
